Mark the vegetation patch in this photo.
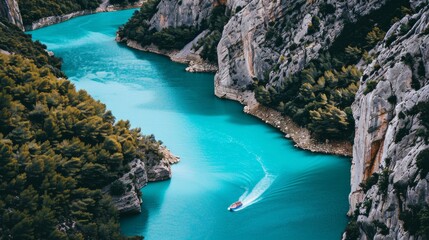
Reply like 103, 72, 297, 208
416, 148, 429, 178
19, 0, 101, 25
254, 0, 411, 140
0, 19, 63, 76
0, 52, 161, 239
360, 173, 379, 193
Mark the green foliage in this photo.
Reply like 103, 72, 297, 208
198, 30, 222, 62
0, 19, 63, 76
418, 206, 429, 237
329, 0, 411, 64
120, 3, 229, 62
307, 15, 320, 34
344, 220, 360, 240
359, 173, 379, 193
207, 5, 229, 32
377, 169, 390, 196
19, 0, 101, 25
0, 53, 162, 239
319, 2, 335, 16
117, 0, 162, 45
195, 5, 230, 62
399, 204, 429, 237
394, 125, 410, 143
344, 46, 363, 63
152, 27, 199, 50
259, 52, 361, 139
366, 26, 386, 48
110, 180, 126, 196
255, 0, 411, 141
362, 199, 372, 216
118, 0, 200, 50
416, 148, 429, 178
373, 220, 389, 235
255, 86, 272, 105
364, 80, 378, 95
118, 2, 199, 50
387, 95, 397, 104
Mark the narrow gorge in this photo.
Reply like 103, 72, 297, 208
0, 0, 428, 239
115, 0, 429, 238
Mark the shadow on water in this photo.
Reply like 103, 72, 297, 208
121, 180, 171, 236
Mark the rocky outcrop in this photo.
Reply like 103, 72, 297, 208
0, 0, 23, 30
105, 146, 179, 214
104, 158, 148, 214
146, 145, 180, 182
347, 5, 429, 239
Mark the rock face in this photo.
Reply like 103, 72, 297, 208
105, 158, 148, 214
215, 0, 387, 105
149, 0, 213, 30
0, 0, 23, 30
348, 5, 429, 239
105, 146, 179, 214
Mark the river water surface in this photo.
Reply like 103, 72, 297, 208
30, 9, 351, 240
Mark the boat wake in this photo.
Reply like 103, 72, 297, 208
232, 156, 276, 211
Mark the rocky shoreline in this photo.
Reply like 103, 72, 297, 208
116, 37, 218, 73
25, 0, 144, 31
245, 104, 353, 157
214, 85, 353, 157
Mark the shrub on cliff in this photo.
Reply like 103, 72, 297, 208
417, 148, 429, 178
110, 180, 127, 195
152, 27, 199, 50
255, 0, 412, 140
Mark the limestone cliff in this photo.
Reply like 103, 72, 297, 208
215, 0, 386, 104
105, 146, 179, 214
347, 4, 429, 239
0, 0, 23, 30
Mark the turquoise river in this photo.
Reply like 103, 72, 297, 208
30, 9, 351, 240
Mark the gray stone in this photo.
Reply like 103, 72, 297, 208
0, 0, 23, 30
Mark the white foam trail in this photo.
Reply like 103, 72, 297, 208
220, 133, 276, 211
233, 156, 276, 211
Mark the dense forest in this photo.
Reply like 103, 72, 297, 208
0, 19, 162, 239
0, 19, 63, 76
117, 0, 229, 62
18, 0, 101, 25
255, 0, 413, 140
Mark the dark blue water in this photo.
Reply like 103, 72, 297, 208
30, 9, 350, 239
